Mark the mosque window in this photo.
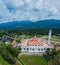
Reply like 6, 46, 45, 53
41, 49, 43, 51
32, 49, 34, 51
33, 45, 34, 46
38, 49, 40, 51
27, 48, 29, 50
24, 48, 25, 50
44, 48, 46, 50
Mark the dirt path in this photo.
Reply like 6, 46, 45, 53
15, 58, 22, 65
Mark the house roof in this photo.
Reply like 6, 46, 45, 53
21, 36, 54, 48
21, 36, 47, 46
11, 40, 16, 45
28, 36, 46, 45
56, 46, 60, 50
29, 39, 41, 44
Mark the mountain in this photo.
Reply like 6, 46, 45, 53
0, 19, 60, 29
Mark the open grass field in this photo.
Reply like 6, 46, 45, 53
0, 55, 10, 65
51, 36, 60, 41
19, 55, 48, 65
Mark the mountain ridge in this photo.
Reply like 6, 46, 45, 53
0, 19, 60, 28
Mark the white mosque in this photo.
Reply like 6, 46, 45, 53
21, 30, 54, 52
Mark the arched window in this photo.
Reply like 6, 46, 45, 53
38, 45, 40, 46
38, 49, 40, 51
41, 49, 43, 51
32, 49, 34, 51
44, 48, 46, 50
27, 48, 29, 50
24, 48, 25, 50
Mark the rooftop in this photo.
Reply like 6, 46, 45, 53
21, 36, 47, 46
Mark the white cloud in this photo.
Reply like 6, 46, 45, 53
50, 7, 59, 15
0, 0, 60, 23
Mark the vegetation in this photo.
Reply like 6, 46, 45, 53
0, 28, 60, 37
0, 44, 20, 65
6, 45, 20, 57
44, 49, 57, 61
43, 49, 60, 65
51, 36, 60, 41
0, 28, 60, 65
19, 55, 48, 65
0, 55, 10, 65
14, 35, 22, 42
48, 51, 60, 65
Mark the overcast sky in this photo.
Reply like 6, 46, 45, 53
0, 0, 60, 23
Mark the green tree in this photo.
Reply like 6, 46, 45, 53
6, 45, 20, 57
45, 48, 57, 61
0, 44, 16, 64
48, 52, 60, 65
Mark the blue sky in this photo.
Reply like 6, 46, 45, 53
0, 0, 60, 23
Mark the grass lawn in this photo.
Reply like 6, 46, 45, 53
51, 36, 60, 41
0, 55, 10, 65
19, 55, 48, 65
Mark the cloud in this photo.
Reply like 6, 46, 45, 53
0, 0, 60, 23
